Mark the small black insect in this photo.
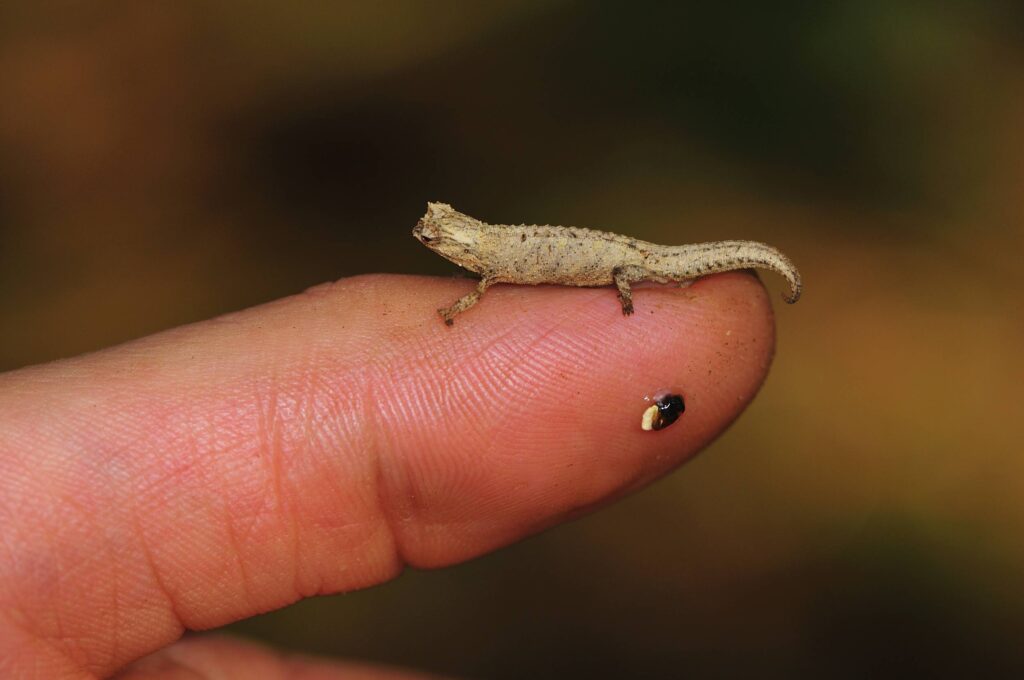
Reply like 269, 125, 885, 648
641, 393, 686, 431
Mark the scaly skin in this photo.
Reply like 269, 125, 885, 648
413, 202, 802, 325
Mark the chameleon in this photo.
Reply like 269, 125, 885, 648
413, 202, 802, 325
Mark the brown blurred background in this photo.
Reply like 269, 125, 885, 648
2, 1, 1023, 677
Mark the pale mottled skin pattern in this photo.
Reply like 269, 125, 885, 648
413, 202, 802, 325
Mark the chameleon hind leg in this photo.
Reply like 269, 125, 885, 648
612, 265, 666, 316
439, 277, 492, 326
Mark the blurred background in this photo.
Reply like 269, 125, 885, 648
2, 1, 1023, 676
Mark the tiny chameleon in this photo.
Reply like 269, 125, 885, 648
413, 202, 802, 325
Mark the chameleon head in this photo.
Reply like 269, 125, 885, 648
412, 202, 486, 273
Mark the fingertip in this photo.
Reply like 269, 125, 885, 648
373, 270, 778, 566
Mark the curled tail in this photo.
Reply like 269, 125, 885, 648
649, 240, 802, 303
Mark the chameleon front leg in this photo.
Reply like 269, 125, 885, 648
439, 276, 492, 326
612, 265, 669, 316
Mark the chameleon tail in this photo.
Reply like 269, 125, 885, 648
654, 240, 802, 304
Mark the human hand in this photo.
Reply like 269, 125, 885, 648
0, 273, 776, 678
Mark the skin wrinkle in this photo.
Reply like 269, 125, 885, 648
405, 287, 612, 427
41, 479, 106, 670
191, 387, 258, 615
284, 360, 314, 603
409, 334, 507, 421
293, 365, 332, 599
253, 369, 302, 608
108, 522, 122, 673
459, 301, 605, 450
169, 394, 250, 624
369, 358, 466, 559
422, 340, 522, 447
183, 414, 252, 628
461, 339, 547, 433
484, 380, 628, 518
467, 293, 628, 438
391, 360, 491, 540
0, 609, 87, 680
299, 359, 386, 593
37, 527, 69, 662
0, 528, 20, 633
376, 309, 510, 434
291, 352, 338, 599
308, 380, 372, 494
177, 395, 246, 621
0, 449, 42, 617
385, 352, 491, 461
216, 323, 394, 607
127, 493, 185, 660
147, 418, 240, 628
275, 330, 404, 594
222, 485, 256, 615
358, 339, 413, 574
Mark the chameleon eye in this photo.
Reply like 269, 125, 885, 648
420, 234, 434, 243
